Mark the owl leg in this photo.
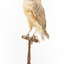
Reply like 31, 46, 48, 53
26, 24, 32, 36
33, 29, 37, 36
31, 27, 40, 43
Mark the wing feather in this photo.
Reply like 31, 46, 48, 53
33, 2, 46, 29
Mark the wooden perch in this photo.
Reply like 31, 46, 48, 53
22, 35, 39, 43
21, 35, 39, 64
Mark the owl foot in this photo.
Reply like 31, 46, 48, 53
31, 35, 40, 43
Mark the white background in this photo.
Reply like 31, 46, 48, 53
0, 0, 63, 64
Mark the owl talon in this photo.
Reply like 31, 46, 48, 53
31, 35, 40, 43
31, 35, 36, 39
34, 35, 40, 43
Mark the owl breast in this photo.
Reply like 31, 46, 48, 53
23, 0, 42, 28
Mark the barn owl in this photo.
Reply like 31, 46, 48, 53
23, 0, 49, 41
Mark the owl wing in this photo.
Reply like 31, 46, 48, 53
33, 2, 46, 29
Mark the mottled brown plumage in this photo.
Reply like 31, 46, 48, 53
33, 2, 46, 28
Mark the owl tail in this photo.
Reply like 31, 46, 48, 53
44, 29, 49, 39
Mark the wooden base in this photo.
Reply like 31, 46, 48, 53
22, 35, 38, 64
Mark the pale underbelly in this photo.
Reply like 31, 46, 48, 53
26, 13, 36, 25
